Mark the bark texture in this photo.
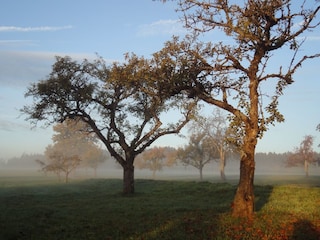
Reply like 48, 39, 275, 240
232, 130, 257, 218
123, 164, 135, 194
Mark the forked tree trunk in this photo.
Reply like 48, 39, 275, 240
123, 163, 135, 194
232, 133, 256, 219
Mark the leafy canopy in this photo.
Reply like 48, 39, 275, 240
22, 54, 197, 166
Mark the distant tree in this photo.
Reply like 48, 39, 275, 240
158, 0, 320, 218
164, 147, 179, 166
22, 55, 196, 194
255, 152, 289, 164
177, 132, 216, 181
53, 118, 106, 173
40, 147, 81, 183
37, 118, 104, 183
135, 146, 168, 179
191, 108, 234, 180
81, 147, 107, 178
4, 153, 45, 170
285, 135, 316, 177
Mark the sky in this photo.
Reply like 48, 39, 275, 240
0, 0, 320, 160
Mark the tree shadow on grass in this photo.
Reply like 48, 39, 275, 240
290, 219, 320, 240
254, 185, 274, 211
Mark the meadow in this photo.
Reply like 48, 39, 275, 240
0, 175, 319, 240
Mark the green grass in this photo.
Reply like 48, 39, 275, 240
0, 176, 319, 240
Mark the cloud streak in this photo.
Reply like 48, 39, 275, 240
0, 119, 29, 132
0, 40, 38, 48
137, 19, 186, 36
304, 36, 320, 41
0, 50, 116, 88
0, 25, 73, 32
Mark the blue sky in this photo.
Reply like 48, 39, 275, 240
0, 0, 320, 160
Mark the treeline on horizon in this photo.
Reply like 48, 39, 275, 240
2, 151, 319, 169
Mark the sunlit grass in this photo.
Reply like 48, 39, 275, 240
218, 184, 320, 240
0, 176, 319, 239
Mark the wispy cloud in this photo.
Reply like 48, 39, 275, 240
304, 36, 320, 41
0, 40, 38, 47
0, 51, 115, 88
0, 25, 73, 32
0, 119, 29, 132
0, 40, 35, 43
137, 19, 186, 36
0, 51, 56, 87
294, 35, 320, 43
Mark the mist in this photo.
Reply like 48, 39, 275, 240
1, 152, 318, 183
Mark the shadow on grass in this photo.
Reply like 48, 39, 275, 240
1, 178, 319, 239
290, 219, 320, 240
255, 185, 273, 211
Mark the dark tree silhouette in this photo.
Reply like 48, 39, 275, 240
22, 55, 197, 194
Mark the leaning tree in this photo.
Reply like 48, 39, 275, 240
158, 0, 320, 218
22, 54, 197, 194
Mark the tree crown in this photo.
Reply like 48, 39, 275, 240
22, 55, 198, 165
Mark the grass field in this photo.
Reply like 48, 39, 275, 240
0, 175, 319, 240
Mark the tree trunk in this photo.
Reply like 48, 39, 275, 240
232, 137, 256, 219
65, 172, 69, 183
220, 151, 226, 181
199, 166, 203, 181
220, 164, 226, 181
304, 160, 309, 177
93, 167, 98, 178
123, 164, 135, 194
57, 172, 62, 182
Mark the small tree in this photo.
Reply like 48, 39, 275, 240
81, 147, 107, 178
22, 55, 196, 194
42, 147, 81, 183
286, 135, 316, 177
192, 108, 234, 180
177, 132, 216, 181
37, 118, 104, 182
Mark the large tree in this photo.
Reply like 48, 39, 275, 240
158, 0, 320, 218
285, 135, 316, 177
22, 55, 196, 194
